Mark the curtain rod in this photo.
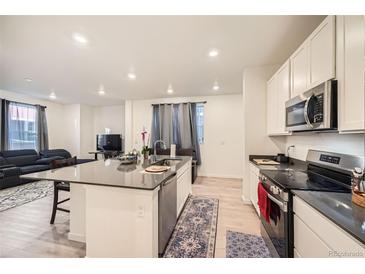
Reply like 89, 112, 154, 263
151, 101, 207, 106
1, 98, 47, 109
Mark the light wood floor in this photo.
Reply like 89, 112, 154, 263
192, 177, 261, 258
0, 177, 260, 258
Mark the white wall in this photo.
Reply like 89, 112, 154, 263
279, 133, 365, 161
80, 105, 95, 159
241, 65, 286, 201
126, 94, 244, 178
62, 104, 81, 157
93, 105, 125, 151
93, 105, 125, 136
0, 89, 66, 150
0, 89, 126, 159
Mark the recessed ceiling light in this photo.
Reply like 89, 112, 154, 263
49, 92, 56, 100
98, 85, 105, 96
167, 84, 174, 94
127, 73, 136, 80
24, 77, 32, 82
72, 32, 88, 45
213, 82, 220, 91
208, 48, 219, 57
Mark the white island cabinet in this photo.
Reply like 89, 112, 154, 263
177, 159, 192, 215
293, 195, 365, 258
336, 15, 365, 133
21, 157, 193, 258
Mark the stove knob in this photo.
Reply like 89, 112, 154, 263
272, 186, 279, 195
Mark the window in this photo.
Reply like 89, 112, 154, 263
8, 102, 38, 150
196, 103, 204, 144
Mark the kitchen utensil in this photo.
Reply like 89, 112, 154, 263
351, 167, 364, 191
170, 144, 176, 158
351, 167, 365, 207
275, 153, 289, 163
352, 190, 365, 208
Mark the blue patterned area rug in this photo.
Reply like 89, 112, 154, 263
163, 195, 219, 258
0, 181, 53, 212
226, 231, 272, 258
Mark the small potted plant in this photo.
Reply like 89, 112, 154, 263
141, 127, 150, 160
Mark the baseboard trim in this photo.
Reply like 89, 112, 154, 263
198, 173, 243, 179
241, 195, 252, 205
68, 232, 86, 243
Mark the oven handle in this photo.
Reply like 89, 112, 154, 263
304, 95, 314, 128
267, 193, 288, 212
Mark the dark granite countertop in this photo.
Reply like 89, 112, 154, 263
249, 154, 365, 246
292, 190, 365, 245
21, 155, 192, 190
249, 155, 307, 172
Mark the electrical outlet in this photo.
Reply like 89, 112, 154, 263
137, 205, 145, 217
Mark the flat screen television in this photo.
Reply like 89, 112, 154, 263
96, 134, 122, 152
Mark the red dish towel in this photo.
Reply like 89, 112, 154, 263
257, 181, 270, 223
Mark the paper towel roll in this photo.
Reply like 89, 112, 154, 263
170, 144, 176, 158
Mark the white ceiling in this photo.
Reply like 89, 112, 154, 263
0, 16, 325, 106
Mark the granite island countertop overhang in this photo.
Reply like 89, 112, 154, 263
21, 155, 192, 191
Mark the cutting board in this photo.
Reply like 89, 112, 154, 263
145, 165, 170, 173
253, 159, 280, 165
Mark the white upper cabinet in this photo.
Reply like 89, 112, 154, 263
266, 61, 290, 135
337, 16, 365, 132
290, 43, 309, 98
290, 16, 335, 98
276, 61, 291, 134
309, 16, 336, 87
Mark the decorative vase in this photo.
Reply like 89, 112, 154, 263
143, 150, 149, 160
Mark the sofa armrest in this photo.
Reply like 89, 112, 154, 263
36, 156, 64, 165
0, 166, 21, 178
0, 164, 16, 169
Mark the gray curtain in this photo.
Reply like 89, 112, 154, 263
188, 103, 201, 165
36, 105, 49, 151
150, 102, 201, 165
0, 99, 10, 151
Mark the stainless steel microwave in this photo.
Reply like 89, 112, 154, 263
285, 80, 337, 132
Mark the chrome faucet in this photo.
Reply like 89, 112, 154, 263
153, 140, 166, 160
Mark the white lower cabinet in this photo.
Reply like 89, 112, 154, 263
177, 160, 192, 216
249, 163, 260, 215
293, 195, 365, 258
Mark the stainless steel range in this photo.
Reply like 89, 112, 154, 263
259, 150, 364, 258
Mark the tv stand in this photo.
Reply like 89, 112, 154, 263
88, 151, 121, 160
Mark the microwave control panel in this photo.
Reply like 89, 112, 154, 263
313, 94, 324, 123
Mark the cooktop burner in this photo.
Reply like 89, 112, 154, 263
260, 169, 351, 193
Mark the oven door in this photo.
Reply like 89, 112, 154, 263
260, 192, 290, 258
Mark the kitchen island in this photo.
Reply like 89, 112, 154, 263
21, 156, 192, 258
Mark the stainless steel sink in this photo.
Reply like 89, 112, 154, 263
153, 158, 182, 166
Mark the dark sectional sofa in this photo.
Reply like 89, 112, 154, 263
0, 149, 94, 190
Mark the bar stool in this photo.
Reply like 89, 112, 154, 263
50, 157, 77, 224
